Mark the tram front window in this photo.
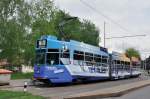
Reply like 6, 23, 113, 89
36, 53, 45, 65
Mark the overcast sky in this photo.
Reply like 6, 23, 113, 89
54, 0, 150, 59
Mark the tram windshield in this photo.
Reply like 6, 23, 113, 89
35, 49, 46, 65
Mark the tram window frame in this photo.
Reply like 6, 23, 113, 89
126, 62, 129, 66
37, 39, 47, 48
36, 49, 46, 53
85, 52, 93, 61
73, 50, 84, 60
35, 49, 46, 65
116, 60, 122, 69
120, 61, 123, 65
94, 54, 101, 63
35, 53, 45, 65
125, 62, 126, 65
84, 52, 94, 66
114, 60, 117, 64
61, 49, 70, 58
102, 56, 108, 63
46, 49, 60, 65
73, 50, 84, 66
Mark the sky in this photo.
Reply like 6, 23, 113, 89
54, 0, 150, 59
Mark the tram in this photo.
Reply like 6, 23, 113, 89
33, 35, 141, 84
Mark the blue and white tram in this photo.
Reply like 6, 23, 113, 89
111, 52, 141, 79
131, 61, 141, 77
33, 35, 141, 84
111, 52, 132, 79
34, 35, 110, 83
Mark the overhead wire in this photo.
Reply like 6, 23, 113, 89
106, 34, 146, 39
80, 0, 132, 33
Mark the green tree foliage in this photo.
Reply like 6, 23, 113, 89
0, 0, 100, 66
52, 10, 99, 45
0, 0, 31, 65
125, 48, 141, 59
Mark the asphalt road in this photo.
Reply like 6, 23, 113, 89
5, 74, 150, 99
103, 85, 150, 99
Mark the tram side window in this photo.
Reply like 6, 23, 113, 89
127, 62, 130, 65
117, 60, 121, 64
73, 51, 84, 60
125, 61, 126, 65
116, 60, 122, 69
85, 52, 93, 61
102, 56, 108, 63
61, 50, 70, 58
114, 60, 117, 64
73, 51, 84, 65
47, 49, 59, 65
94, 55, 101, 62
125, 62, 130, 70
48, 49, 59, 52
85, 52, 93, 66
94, 55, 101, 66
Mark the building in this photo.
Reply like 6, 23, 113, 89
0, 69, 12, 85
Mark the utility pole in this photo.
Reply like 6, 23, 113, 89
104, 21, 106, 47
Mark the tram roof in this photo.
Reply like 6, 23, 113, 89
69, 40, 109, 57
112, 51, 130, 62
39, 35, 109, 57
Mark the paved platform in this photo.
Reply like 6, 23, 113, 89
65, 80, 150, 99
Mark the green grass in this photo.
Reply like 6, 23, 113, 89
0, 90, 45, 99
11, 72, 33, 80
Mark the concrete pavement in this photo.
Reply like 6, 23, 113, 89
103, 85, 150, 99
65, 79, 150, 99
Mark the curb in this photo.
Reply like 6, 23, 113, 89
64, 80, 150, 99
0, 82, 9, 86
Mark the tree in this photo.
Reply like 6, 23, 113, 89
125, 48, 141, 68
52, 10, 99, 46
0, 0, 100, 66
0, 0, 31, 65
125, 48, 141, 60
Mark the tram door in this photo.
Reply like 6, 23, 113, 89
112, 60, 119, 78
113, 60, 125, 78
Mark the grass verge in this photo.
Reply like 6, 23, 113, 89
11, 72, 33, 80
0, 90, 45, 99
